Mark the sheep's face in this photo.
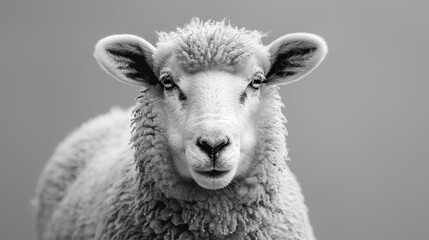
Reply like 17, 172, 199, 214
155, 57, 266, 189
94, 21, 327, 189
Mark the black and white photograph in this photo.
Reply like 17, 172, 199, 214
0, 1, 427, 239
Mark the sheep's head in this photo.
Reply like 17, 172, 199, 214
94, 19, 327, 190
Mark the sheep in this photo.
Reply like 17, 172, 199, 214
34, 18, 327, 240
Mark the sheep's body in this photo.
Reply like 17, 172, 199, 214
36, 88, 313, 240
35, 108, 132, 239
35, 19, 327, 240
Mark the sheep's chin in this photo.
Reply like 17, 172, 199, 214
190, 169, 236, 190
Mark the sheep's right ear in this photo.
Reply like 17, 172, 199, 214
94, 34, 158, 87
265, 33, 327, 85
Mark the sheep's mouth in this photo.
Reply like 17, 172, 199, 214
196, 170, 229, 178
191, 168, 235, 189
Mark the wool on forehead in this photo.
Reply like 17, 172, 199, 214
155, 18, 265, 72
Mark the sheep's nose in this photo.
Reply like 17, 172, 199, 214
196, 137, 230, 159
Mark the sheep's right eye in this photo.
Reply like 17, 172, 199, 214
249, 72, 265, 90
160, 73, 175, 89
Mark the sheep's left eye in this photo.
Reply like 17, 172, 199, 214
250, 72, 265, 89
160, 73, 175, 89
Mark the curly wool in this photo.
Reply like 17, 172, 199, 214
96, 84, 310, 240
35, 19, 315, 240
35, 85, 312, 240
155, 18, 264, 72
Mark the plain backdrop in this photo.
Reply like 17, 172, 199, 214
0, 1, 428, 239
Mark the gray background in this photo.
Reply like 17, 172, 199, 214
0, 0, 427, 239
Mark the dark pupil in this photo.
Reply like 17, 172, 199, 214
163, 78, 173, 86
253, 79, 261, 84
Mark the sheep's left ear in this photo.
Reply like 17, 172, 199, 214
266, 33, 328, 85
93, 34, 158, 87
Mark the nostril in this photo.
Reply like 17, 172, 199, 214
197, 138, 213, 155
196, 137, 230, 157
215, 138, 229, 153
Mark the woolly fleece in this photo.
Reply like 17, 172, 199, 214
35, 19, 316, 240
154, 18, 264, 73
